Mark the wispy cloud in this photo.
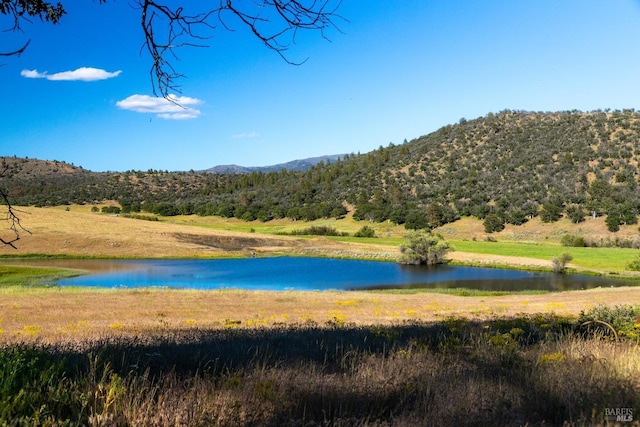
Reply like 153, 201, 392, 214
116, 94, 202, 120
21, 67, 122, 81
232, 132, 259, 139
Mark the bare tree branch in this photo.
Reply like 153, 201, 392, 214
0, 1, 344, 246
0, 0, 66, 56
0, 38, 30, 56
139, 0, 218, 97
139, 0, 345, 97
0, 187, 30, 249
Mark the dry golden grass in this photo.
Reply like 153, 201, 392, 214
2, 206, 640, 345
3, 207, 640, 426
2, 286, 640, 344
1, 206, 396, 259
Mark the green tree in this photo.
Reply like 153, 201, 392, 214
605, 202, 637, 232
483, 213, 505, 233
397, 231, 453, 266
404, 210, 428, 230
605, 213, 621, 232
505, 209, 528, 226
354, 225, 376, 238
101, 206, 121, 214
566, 204, 586, 224
540, 202, 563, 223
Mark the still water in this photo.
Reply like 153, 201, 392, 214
11, 257, 635, 292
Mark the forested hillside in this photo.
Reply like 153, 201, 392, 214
3, 109, 640, 232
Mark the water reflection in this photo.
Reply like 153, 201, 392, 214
1, 257, 636, 292
1, 258, 138, 273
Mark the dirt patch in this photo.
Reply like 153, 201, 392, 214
5, 207, 396, 259
173, 232, 305, 252
449, 251, 552, 269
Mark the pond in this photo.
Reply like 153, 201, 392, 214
7, 257, 637, 292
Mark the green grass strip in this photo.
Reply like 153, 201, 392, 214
0, 265, 82, 288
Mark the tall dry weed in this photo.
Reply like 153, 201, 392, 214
1, 316, 639, 426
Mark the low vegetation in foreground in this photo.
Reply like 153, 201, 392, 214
1, 306, 639, 426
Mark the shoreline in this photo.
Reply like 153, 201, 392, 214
3, 249, 639, 280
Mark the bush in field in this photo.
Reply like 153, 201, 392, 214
551, 253, 573, 274
279, 226, 348, 236
579, 304, 640, 341
566, 204, 586, 223
560, 234, 586, 247
627, 253, 640, 271
605, 214, 621, 232
398, 230, 452, 265
101, 206, 121, 214
483, 213, 505, 233
354, 225, 376, 238
540, 202, 563, 223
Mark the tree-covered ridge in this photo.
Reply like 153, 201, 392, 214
2, 109, 640, 231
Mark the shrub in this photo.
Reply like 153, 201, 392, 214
483, 213, 505, 233
551, 253, 573, 274
605, 214, 620, 232
578, 304, 640, 341
560, 234, 586, 247
566, 204, 586, 223
540, 202, 563, 223
354, 225, 376, 238
627, 253, 640, 271
398, 230, 452, 265
278, 226, 348, 237
101, 206, 121, 214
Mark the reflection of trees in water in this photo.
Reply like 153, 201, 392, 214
365, 275, 632, 292
393, 264, 623, 292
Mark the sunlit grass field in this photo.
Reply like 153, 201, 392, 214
2, 207, 640, 425
159, 209, 640, 273
450, 240, 639, 272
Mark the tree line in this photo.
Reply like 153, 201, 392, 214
2, 109, 640, 232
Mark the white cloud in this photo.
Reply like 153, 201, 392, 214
232, 132, 259, 139
116, 94, 202, 120
20, 69, 47, 79
21, 67, 122, 81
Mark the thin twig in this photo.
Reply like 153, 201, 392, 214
581, 319, 618, 357
0, 187, 30, 249
138, 0, 345, 97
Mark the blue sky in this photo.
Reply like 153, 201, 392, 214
2, 1, 640, 172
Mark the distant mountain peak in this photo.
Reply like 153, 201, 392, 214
204, 154, 344, 174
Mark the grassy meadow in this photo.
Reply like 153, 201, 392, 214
1, 206, 640, 425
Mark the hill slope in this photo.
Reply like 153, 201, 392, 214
2, 109, 640, 231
